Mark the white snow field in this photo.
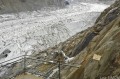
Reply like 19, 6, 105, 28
0, 2, 109, 63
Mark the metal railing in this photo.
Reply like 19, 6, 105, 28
0, 53, 80, 79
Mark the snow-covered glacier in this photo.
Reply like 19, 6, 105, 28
0, 2, 109, 63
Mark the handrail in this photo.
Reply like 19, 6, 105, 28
0, 54, 80, 79
0, 55, 31, 65
0, 58, 23, 68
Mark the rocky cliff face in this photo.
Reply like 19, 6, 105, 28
60, 0, 120, 79
0, 0, 65, 14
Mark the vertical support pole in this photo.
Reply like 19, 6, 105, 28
58, 59, 61, 79
24, 53, 26, 75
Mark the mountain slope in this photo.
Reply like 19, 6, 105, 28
61, 0, 120, 79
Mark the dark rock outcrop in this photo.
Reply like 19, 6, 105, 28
61, 0, 120, 79
0, 0, 65, 14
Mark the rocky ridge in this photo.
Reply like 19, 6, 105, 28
61, 0, 120, 79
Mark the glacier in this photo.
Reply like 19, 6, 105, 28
0, 2, 109, 64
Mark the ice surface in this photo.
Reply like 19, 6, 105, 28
0, 2, 109, 64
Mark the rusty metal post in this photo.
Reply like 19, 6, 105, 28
58, 58, 61, 79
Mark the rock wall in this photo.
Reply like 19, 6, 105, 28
0, 0, 65, 14
61, 0, 120, 79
